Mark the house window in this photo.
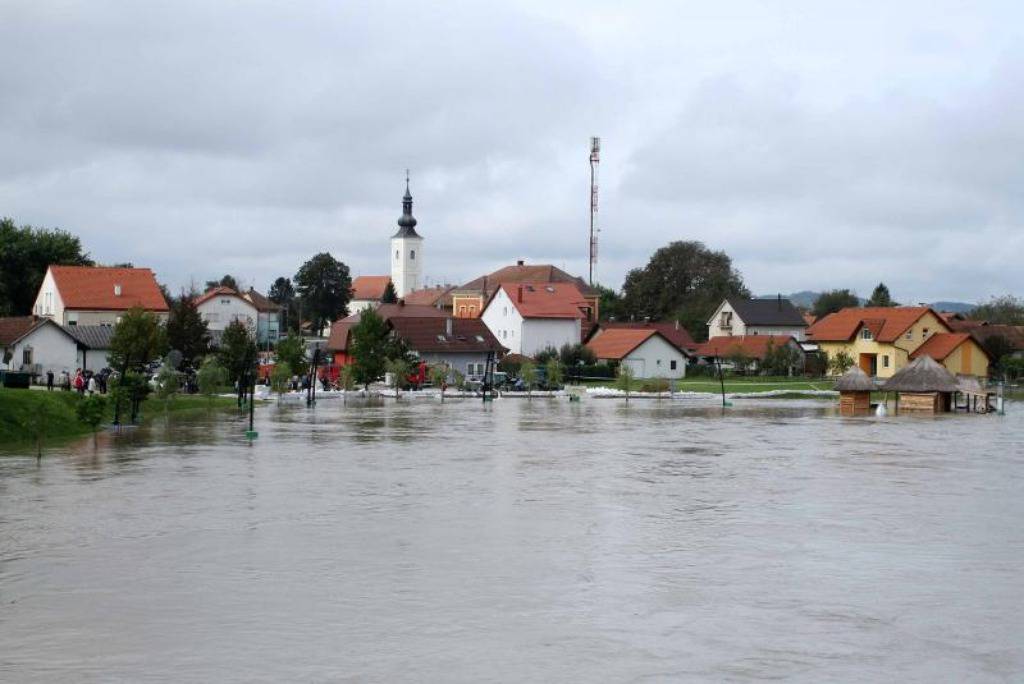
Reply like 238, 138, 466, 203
670, 360, 677, 370
883, 355, 890, 368
410, 250, 415, 260
221, 298, 231, 305
503, 306, 508, 316
721, 311, 732, 328
922, 327, 930, 337
469, 306, 476, 316
861, 328, 873, 340
656, 359, 662, 366
905, 330, 913, 340
458, 306, 467, 316
395, 250, 400, 260
22, 347, 33, 366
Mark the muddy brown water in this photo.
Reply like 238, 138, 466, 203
1, 397, 1022, 682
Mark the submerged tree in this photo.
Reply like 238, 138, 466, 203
350, 309, 389, 390
615, 363, 635, 401
520, 361, 537, 399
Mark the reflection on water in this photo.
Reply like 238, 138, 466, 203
1, 398, 1023, 682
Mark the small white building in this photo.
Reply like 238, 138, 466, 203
480, 283, 589, 357
32, 265, 169, 327
195, 287, 258, 336
707, 297, 809, 340
0, 317, 80, 377
586, 328, 689, 379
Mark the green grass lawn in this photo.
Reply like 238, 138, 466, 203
0, 388, 239, 449
578, 376, 836, 394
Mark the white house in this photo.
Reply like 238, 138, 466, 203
195, 287, 258, 336
707, 297, 809, 340
32, 265, 169, 327
480, 283, 589, 357
586, 328, 689, 379
0, 317, 80, 377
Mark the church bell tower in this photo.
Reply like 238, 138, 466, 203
390, 172, 423, 297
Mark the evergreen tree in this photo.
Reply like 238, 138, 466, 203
381, 280, 399, 304
866, 283, 896, 307
166, 289, 211, 369
349, 309, 389, 389
217, 320, 256, 387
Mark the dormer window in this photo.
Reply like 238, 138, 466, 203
861, 328, 873, 340
720, 311, 732, 329
114, 284, 122, 297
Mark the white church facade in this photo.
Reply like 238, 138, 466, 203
390, 179, 423, 297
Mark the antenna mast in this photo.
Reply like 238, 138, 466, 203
589, 136, 600, 285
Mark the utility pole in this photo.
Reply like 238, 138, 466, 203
589, 136, 600, 286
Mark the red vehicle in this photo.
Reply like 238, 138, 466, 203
406, 361, 428, 388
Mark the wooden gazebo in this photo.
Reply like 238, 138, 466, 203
880, 356, 959, 415
834, 366, 876, 416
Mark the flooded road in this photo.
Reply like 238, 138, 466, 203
2, 398, 1023, 682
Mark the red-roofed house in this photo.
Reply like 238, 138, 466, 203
32, 266, 169, 327
480, 282, 593, 357
694, 335, 805, 374
807, 306, 958, 377
910, 332, 991, 377
349, 276, 393, 312
586, 328, 688, 378
194, 286, 259, 337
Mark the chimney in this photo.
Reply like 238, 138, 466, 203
445, 317, 453, 336
517, 259, 524, 266
517, 285, 524, 304
674, 320, 680, 330
114, 284, 122, 297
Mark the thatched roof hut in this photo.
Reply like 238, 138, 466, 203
880, 356, 959, 393
834, 366, 877, 392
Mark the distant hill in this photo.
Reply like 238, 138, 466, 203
760, 292, 976, 314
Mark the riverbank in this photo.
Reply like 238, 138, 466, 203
0, 388, 239, 448
580, 376, 835, 394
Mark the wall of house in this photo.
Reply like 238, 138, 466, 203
32, 269, 65, 321
819, 311, 950, 377
2, 324, 79, 376
197, 296, 258, 334
621, 335, 687, 379
62, 310, 169, 327
452, 294, 484, 318
349, 299, 377, 313
707, 301, 744, 338
481, 289, 524, 354
746, 325, 807, 340
941, 340, 989, 378
79, 347, 113, 373
521, 319, 581, 358
415, 351, 491, 378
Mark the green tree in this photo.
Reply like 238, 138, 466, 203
0, 218, 93, 315
205, 274, 240, 291
385, 357, 409, 398
274, 333, 308, 376
166, 289, 210, 369
762, 339, 801, 376
520, 361, 537, 398
338, 364, 356, 391
109, 307, 168, 373
615, 363, 635, 400
828, 349, 855, 375
620, 240, 748, 341
545, 357, 564, 389
813, 289, 860, 319
559, 343, 596, 367
76, 394, 107, 446
217, 320, 256, 388
595, 284, 625, 321
535, 346, 559, 365
350, 309, 389, 389
269, 276, 300, 333
429, 364, 449, 400
110, 371, 151, 425
725, 347, 752, 374
196, 357, 228, 406
866, 283, 896, 307
154, 362, 181, 408
381, 280, 399, 304
972, 295, 1024, 325
269, 361, 292, 402
294, 252, 352, 336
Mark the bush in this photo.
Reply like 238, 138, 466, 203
577, 363, 616, 379
640, 377, 670, 393
534, 346, 559, 365
559, 343, 596, 367
498, 356, 522, 376
1001, 356, 1024, 381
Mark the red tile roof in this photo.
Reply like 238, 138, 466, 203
326, 321, 354, 352
588, 321, 696, 351
586, 328, 658, 360
194, 286, 251, 307
401, 285, 454, 308
498, 282, 589, 319
51, 266, 168, 312
389, 317, 504, 354
351, 276, 391, 301
807, 307, 946, 342
0, 317, 40, 345
910, 332, 990, 361
694, 335, 798, 360
458, 263, 598, 297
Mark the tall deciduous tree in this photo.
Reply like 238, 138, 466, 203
594, 284, 625, 321
0, 218, 93, 315
109, 307, 168, 372
217, 320, 256, 387
972, 295, 1024, 325
866, 283, 896, 307
166, 289, 211, 369
812, 289, 861, 319
268, 276, 300, 333
294, 253, 352, 336
620, 241, 748, 341
349, 309, 389, 389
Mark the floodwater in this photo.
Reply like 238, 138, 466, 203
1, 396, 1022, 682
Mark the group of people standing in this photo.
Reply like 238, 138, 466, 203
44, 368, 108, 395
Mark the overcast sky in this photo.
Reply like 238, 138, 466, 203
2, 1, 1021, 303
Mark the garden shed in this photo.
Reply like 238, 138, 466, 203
880, 356, 959, 415
834, 365, 876, 416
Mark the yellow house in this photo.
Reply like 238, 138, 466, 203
808, 306, 988, 378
